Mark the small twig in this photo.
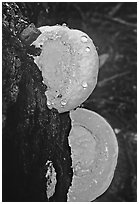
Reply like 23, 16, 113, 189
97, 71, 130, 87
106, 17, 136, 28
74, 3, 86, 20
108, 3, 123, 17
127, 14, 137, 19
73, 4, 88, 31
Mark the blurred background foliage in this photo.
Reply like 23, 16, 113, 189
7, 2, 137, 202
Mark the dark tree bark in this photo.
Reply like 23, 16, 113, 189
2, 2, 73, 201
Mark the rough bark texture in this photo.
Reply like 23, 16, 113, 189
2, 3, 73, 201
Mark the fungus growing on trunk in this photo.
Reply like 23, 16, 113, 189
30, 25, 118, 201
67, 108, 119, 202
31, 25, 99, 113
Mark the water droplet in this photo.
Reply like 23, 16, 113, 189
82, 81, 88, 89
93, 179, 98, 184
47, 100, 51, 106
114, 128, 121, 134
86, 47, 90, 52
62, 23, 67, 27
45, 8, 49, 13
81, 36, 88, 43
61, 100, 67, 106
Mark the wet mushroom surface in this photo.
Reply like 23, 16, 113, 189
31, 25, 99, 113
67, 108, 118, 202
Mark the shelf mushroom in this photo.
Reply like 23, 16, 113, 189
31, 25, 99, 113
67, 108, 119, 202
30, 25, 119, 201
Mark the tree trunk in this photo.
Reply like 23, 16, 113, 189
2, 2, 73, 201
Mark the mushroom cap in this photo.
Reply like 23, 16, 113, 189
32, 25, 99, 113
68, 108, 119, 202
